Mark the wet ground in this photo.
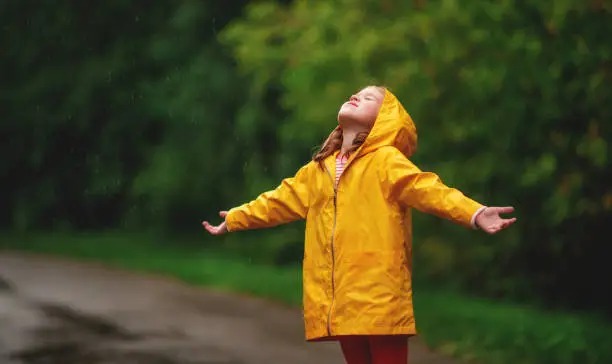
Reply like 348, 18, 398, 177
0, 253, 456, 364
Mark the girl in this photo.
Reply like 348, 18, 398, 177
203, 86, 516, 364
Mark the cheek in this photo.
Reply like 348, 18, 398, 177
363, 105, 380, 124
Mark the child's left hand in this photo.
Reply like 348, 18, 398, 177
475, 206, 516, 234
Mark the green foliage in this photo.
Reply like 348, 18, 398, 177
415, 288, 612, 364
219, 0, 612, 311
0, 1, 248, 232
126, 2, 248, 230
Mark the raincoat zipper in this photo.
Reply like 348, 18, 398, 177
323, 164, 337, 336
323, 150, 362, 336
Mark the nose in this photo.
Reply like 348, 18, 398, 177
350, 94, 359, 102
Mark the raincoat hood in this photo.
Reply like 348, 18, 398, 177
359, 89, 418, 158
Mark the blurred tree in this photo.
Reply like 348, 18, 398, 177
219, 0, 612, 313
0, 1, 249, 232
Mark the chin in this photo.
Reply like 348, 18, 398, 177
339, 116, 370, 129
337, 109, 355, 124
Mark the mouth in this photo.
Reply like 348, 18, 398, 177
347, 101, 358, 107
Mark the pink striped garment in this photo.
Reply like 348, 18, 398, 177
335, 153, 349, 186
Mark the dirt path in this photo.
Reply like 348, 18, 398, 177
0, 252, 457, 364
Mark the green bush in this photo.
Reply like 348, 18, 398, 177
219, 0, 612, 314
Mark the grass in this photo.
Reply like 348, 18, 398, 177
2, 231, 611, 364
0, 231, 304, 306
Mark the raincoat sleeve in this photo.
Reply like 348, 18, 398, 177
225, 163, 311, 232
380, 147, 485, 229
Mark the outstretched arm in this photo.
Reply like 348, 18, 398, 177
203, 163, 312, 235
380, 147, 516, 233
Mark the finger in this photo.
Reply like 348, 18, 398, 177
202, 222, 214, 234
508, 217, 517, 223
488, 206, 513, 214
203, 221, 220, 234
219, 211, 228, 218
492, 206, 515, 215
501, 218, 517, 228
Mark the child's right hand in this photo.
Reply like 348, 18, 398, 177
202, 211, 229, 235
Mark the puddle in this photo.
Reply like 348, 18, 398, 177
38, 303, 139, 340
0, 275, 13, 291
8, 302, 242, 364
12, 344, 243, 364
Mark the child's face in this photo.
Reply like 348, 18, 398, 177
337, 86, 385, 129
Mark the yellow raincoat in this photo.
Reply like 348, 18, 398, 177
226, 89, 484, 341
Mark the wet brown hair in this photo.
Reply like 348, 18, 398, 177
312, 128, 368, 162
312, 86, 385, 163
